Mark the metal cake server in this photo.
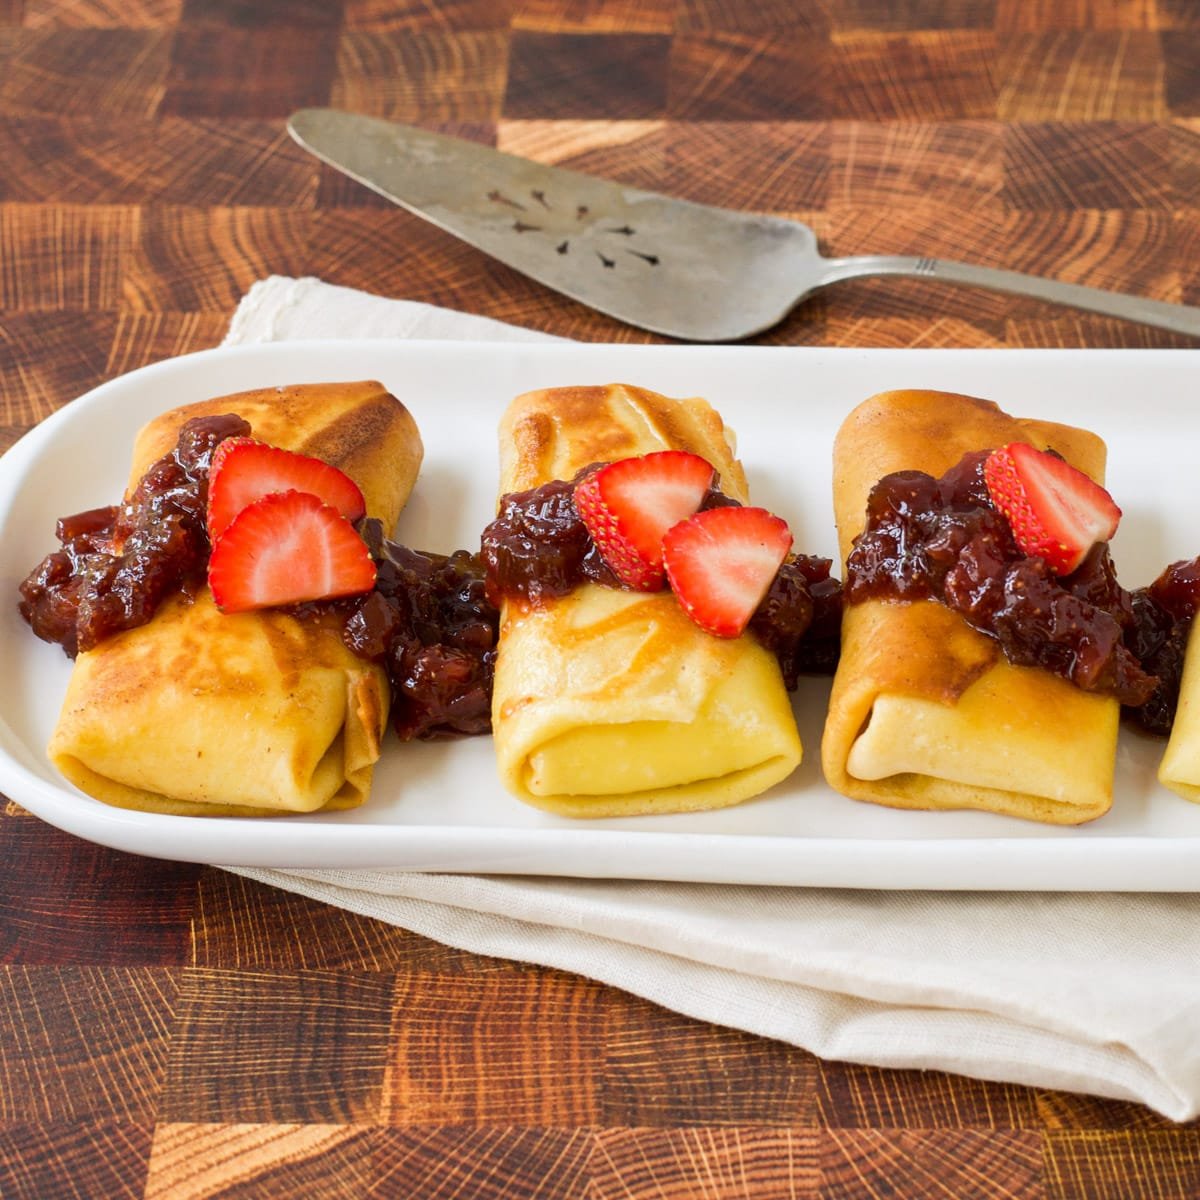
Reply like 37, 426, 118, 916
289, 108, 1200, 343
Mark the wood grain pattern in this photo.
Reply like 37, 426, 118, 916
162, 28, 338, 118
369, 1126, 593, 1199
497, 118, 667, 187
0, 312, 116, 451
0, 814, 201, 964
0, 966, 179, 1120
191, 870, 511, 972
830, 31, 998, 120
820, 1129, 1045, 1199
0, 1122, 153, 1200
161, 968, 395, 1123
334, 30, 510, 121
507, 31, 671, 118
815, 1059, 1040, 1129
0, 29, 170, 117
603, 996, 817, 1126
1002, 121, 1173, 210
830, 119, 1003, 209
3, 2, 1200, 1195
591, 1127, 822, 1198
24, 0, 180, 26
665, 120, 829, 208
384, 969, 605, 1124
668, 32, 828, 120
0, 203, 136, 310
1043, 1130, 1200, 1199
0, 117, 317, 205
122, 206, 312, 312
995, 32, 1166, 120
144, 1124, 382, 1200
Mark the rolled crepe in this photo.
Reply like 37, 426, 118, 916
1157, 622, 1200, 803
491, 383, 802, 818
48, 381, 423, 816
821, 389, 1118, 825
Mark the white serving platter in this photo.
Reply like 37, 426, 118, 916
1, 340, 1198, 889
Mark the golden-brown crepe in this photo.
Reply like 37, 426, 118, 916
491, 384, 802, 818
821, 389, 1118, 825
1157, 621, 1200, 803
48, 381, 422, 816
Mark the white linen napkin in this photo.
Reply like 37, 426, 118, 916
224, 275, 1200, 1122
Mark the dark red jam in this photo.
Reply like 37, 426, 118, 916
342, 520, 499, 741
480, 467, 619, 607
751, 554, 843, 688
18, 413, 250, 657
845, 449, 1198, 730
1124, 560, 1200, 735
481, 464, 842, 687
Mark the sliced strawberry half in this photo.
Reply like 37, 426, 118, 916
983, 441, 1121, 575
208, 490, 376, 613
662, 506, 793, 638
207, 437, 366, 543
573, 451, 715, 590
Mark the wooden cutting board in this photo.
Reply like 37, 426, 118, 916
2, 1, 1198, 1196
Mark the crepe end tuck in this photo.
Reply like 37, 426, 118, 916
821, 388, 1118, 826
1157, 618, 1200, 803
490, 383, 802, 818
49, 380, 423, 817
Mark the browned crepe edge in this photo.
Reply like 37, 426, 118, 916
131, 379, 423, 533
499, 383, 750, 502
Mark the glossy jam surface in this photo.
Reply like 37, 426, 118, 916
481, 466, 841, 685
844, 449, 1198, 723
751, 554, 842, 688
1125, 560, 1200, 734
480, 468, 618, 607
343, 521, 499, 741
18, 413, 249, 657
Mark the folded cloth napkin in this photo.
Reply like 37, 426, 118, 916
224, 275, 1200, 1122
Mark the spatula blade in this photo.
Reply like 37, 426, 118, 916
288, 108, 814, 341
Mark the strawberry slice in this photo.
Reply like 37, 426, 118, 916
208, 490, 376, 613
662, 506, 793, 638
573, 451, 715, 590
983, 442, 1121, 575
207, 437, 366, 543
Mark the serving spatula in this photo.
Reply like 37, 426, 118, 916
289, 108, 1200, 343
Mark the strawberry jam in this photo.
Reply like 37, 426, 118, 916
1124, 560, 1200, 734
342, 520, 499, 741
480, 465, 842, 687
18, 413, 250, 657
845, 449, 1196, 727
480, 468, 619, 606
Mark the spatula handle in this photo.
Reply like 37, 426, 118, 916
822, 255, 1200, 338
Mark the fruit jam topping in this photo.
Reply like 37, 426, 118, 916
480, 468, 621, 607
342, 521, 499, 742
845, 449, 1197, 729
481, 464, 842, 687
19, 413, 251, 657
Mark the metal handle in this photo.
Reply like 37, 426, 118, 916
821, 255, 1200, 338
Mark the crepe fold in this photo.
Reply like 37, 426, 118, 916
48, 381, 423, 816
491, 384, 802, 818
1157, 622, 1200, 803
820, 389, 1118, 825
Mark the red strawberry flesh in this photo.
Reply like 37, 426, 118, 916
574, 450, 715, 590
662, 506, 793, 638
207, 437, 366, 543
208, 490, 376, 613
983, 441, 1120, 575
